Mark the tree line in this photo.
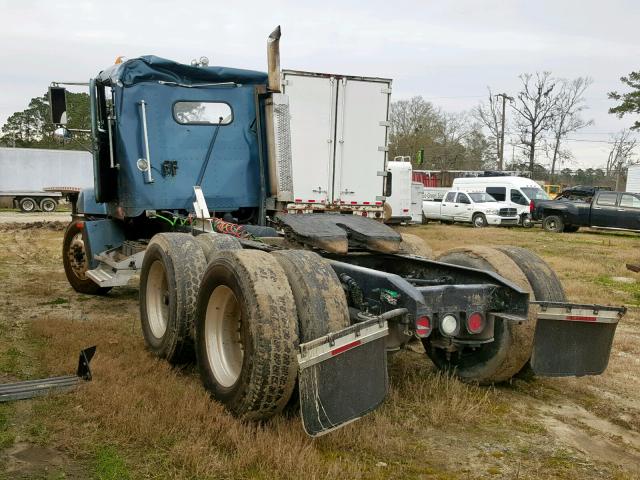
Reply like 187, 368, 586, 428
0, 91, 91, 149
389, 69, 640, 185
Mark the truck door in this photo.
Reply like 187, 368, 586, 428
282, 73, 336, 204
591, 192, 619, 228
454, 192, 473, 221
333, 77, 390, 205
440, 191, 457, 219
616, 193, 640, 230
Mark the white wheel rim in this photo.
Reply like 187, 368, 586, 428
42, 200, 55, 211
475, 216, 484, 227
205, 285, 243, 388
22, 199, 35, 211
146, 260, 169, 339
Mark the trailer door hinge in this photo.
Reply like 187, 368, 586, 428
378, 121, 390, 127
378, 146, 389, 152
381, 87, 392, 94
377, 171, 388, 177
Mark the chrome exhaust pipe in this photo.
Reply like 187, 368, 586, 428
267, 25, 281, 92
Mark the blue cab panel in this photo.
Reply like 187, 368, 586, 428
95, 56, 269, 218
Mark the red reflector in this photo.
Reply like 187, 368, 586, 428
350, 201, 357, 205
308, 199, 316, 203
375, 201, 382, 205
363, 201, 370, 205
415, 316, 431, 337
566, 315, 597, 322
295, 198, 302, 203
362, 212, 368, 217
467, 312, 484, 334
402, 208, 409, 212
75, 222, 84, 230
331, 340, 362, 356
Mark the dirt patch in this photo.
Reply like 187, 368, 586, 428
2, 442, 85, 479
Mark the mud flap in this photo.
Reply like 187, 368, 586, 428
297, 318, 389, 437
531, 302, 625, 376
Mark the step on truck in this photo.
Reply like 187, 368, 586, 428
50, 27, 626, 437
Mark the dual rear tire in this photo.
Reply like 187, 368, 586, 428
140, 232, 349, 420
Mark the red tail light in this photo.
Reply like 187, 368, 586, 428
415, 316, 431, 337
529, 200, 535, 213
467, 312, 485, 334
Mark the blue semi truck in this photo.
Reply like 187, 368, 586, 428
49, 27, 625, 436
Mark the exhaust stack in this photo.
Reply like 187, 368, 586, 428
264, 26, 293, 203
267, 26, 282, 92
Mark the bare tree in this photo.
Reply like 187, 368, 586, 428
605, 129, 638, 190
548, 77, 593, 177
388, 96, 441, 161
511, 72, 560, 174
473, 88, 502, 167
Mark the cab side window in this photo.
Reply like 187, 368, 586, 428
486, 187, 505, 202
596, 193, 618, 207
620, 194, 640, 209
510, 189, 529, 205
457, 193, 471, 204
444, 192, 456, 202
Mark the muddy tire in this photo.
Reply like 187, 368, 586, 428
398, 233, 434, 259
472, 213, 488, 228
19, 197, 37, 212
140, 233, 207, 363
543, 215, 564, 233
40, 197, 57, 212
427, 246, 562, 384
195, 232, 242, 263
62, 221, 112, 295
272, 250, 350, 342
195, 249, 299, 420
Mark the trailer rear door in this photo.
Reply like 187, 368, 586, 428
282, 72, 336, 204
334, 78, 390, 205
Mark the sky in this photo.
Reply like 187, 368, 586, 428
0, 0, 638, 169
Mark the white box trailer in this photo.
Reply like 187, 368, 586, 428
384, 157, 413, 224
282, 70, 391, 218
626, 165, 640, 193
411, 182, 424, 223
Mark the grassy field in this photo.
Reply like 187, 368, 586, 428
0, 222, 638, 479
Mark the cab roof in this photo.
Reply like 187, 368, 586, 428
96, 55, 268, 87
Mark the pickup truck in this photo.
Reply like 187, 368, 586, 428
422, 190, 519, 227
533, 190, 640, 233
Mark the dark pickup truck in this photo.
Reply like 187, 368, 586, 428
533, 190, 640, 233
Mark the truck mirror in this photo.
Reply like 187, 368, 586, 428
53, 127, 72, 144
49, 86, 68, 125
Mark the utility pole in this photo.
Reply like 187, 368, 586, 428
495, 93, 513, 170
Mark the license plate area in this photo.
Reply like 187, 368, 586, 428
297, 318, 388, 437
531, 302, 625, 376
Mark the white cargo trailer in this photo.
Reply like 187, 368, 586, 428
626, 165, 640, 193
411, 182, 424, 223
384, 158, 413, 224
282, 70, 391, 218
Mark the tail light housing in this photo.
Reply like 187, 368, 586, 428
529, 200, 535, 213
466, 312, 485, 334
415, 316, 431, 338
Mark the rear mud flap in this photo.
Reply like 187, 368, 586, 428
531, 302, 625, 376
297, 318, 389, 437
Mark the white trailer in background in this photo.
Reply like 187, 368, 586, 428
282, 70, 391, 219
411, 182, 424, 223
0, 147, 93, 211
384, 157, 413, 224
626, 165, 640, 193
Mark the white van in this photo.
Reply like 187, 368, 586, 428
384, 158, 413, 223
451, 176, 549, 220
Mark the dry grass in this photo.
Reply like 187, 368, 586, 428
0, 224, 639, 479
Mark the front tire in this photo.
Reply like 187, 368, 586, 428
195, 250, 299, 420
543, 215, 564, 233
398, 233, 434, 259
62, 221, 111, 295
472, 213, 488, 228
140, 233, 207, 363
